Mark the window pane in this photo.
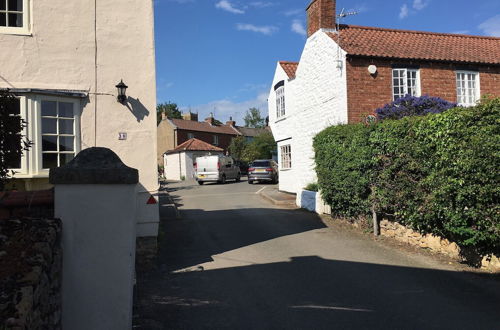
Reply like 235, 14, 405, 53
59, 102, 74, 118
42, 118, 57, 134
60, 136, 74, 151
5, 134, 21, 169
8, 0, 22, 11
0, 1, 6, 10
59, 153, 74, 167
42, 153, 58, 169
42, 101, 57, 116
0, 13, 6, 26
59, 119, 74, 134
42, 136, 58, 151
7, 13, 22, 27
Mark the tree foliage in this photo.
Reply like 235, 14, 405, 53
241, 132, 276, 162
157, 102, 182, 124
375, 95, 456, 121
0, 90, 30, 191
314, 97, 500, 255
229, 136, 247, 161
243, 107, 266, 128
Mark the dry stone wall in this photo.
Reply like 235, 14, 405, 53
0, 218, 62, 330
380, 220, 500, 272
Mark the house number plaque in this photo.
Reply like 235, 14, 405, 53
119, 132, 128, 140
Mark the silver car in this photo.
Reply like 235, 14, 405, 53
248, 160, 279, 184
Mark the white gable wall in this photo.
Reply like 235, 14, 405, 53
269, 30, 348, 194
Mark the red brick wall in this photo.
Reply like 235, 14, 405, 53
177, 130, 236, 153
307, 0, 335, 37
346, 57, 500, 124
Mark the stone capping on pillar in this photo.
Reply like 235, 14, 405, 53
49, 147, 139, 185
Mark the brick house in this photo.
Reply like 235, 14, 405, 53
268, 0, 500, 195
157, 113, 240, 164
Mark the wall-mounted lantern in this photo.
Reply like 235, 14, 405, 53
116, 80, 128, 104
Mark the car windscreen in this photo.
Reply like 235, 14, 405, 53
252, 161, 270, 167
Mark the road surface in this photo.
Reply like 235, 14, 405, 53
133, 179, 500, 329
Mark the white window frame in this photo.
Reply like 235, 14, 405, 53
276, 86, 285, 118
213, 135, 219, 146
4, 95, 28, 175
0, 0, 31, 35
280, 144, 291, 170
456, 71, 480, 107
392, 68, 421, 101
8, 94, 81, 178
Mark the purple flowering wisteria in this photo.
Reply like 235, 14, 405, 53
375, 95, 457, 121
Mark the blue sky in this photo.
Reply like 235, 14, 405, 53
154, 0, 500, 124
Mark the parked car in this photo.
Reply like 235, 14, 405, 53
195, 155, 241, 185
234, 160, 249, 175
248, 160, 279, 184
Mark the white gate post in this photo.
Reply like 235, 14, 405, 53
50, 147, 138, 330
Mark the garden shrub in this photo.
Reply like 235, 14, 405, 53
304, 182, 319, 192
375, 95, 456, 121
314, 124, 375, 218
315, 97, 500, 255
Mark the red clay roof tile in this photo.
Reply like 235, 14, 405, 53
167, 138, 223, 154
169, 119, 240, 135
279, 61, 299, 79
327, 25, 500, 65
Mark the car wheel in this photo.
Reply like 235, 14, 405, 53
198, 181, 204, 185
236, 173, 241, 182
248, 180, 253, 184
221, 175, 226, 184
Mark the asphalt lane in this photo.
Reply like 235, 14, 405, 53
134, 179, 500, 330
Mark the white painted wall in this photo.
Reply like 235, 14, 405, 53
268, 30, 348, 195
0, 0, 159, 237
164, 153, 182, 181
55, 184, 137, 330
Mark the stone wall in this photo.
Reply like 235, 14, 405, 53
380, 220, 500, 272
0, 218, 62, 329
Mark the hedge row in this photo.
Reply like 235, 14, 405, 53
314, 98, 500, 254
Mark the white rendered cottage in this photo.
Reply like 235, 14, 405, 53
268, 0, 500, 201
0, 1, 159, 240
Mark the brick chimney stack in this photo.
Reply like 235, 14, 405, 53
182, 111, 198, 121
226, 116, 236, 127
306, 0, 336, 37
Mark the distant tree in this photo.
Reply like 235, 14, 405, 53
243, 107, 265, 128
157, 102, 182, 124
229, 136, 248, 160
241, 132, 276, 162
0, 90, 31, 191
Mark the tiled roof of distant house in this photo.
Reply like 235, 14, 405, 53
327, 25, 500, 65
165, 138, 224, 154
236, 126, 268, 137
279, 61, 299, 79
169, 119, 240, 135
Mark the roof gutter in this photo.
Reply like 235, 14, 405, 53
2, 88, 89, 98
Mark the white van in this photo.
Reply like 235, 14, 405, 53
195, 155, 241, 185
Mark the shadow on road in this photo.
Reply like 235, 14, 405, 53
135, 255, 500, 329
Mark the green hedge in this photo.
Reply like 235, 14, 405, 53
314, 98, 500, 254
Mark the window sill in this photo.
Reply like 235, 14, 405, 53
275, 116, 288, 124
280, 168, 292, 172
0, 28, 32, 36
11, 173, 49, 179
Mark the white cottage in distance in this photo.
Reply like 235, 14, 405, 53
0, 1, 159, 241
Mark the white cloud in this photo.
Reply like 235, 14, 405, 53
181, 92, 269, 125
399, 4, 409, 19
412, 0, 428, 10
478, 14, 500, 37
236, 23, 278, 35
451, 30, 470, 35
284, 8, 302, 17
216, 0, 245, 14
249, 1, 274, 8
291, 19, 307, 36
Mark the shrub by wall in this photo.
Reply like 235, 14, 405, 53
314, 98, 500, 255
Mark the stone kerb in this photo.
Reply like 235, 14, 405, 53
50, 147, 139, 330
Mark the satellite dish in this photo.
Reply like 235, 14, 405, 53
368, 65, 377, 75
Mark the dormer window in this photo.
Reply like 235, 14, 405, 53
0, 0, 30, 34
275, 80, 285, 118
